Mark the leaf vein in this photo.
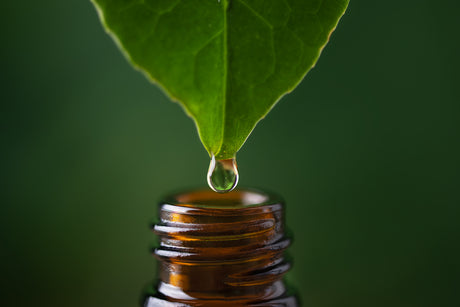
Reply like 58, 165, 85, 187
238, 0, 273, 29
193, 30, 224, 56
217, 0, 229, 156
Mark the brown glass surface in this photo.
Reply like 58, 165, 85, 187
143, 189, 298, 306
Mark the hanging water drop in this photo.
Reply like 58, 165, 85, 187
207, 155, 239, 193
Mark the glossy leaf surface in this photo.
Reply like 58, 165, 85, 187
92, 0, 349, 159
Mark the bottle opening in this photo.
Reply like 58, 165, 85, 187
167, 188, 274, 209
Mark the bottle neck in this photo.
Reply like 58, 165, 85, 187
151, 189, 294, 304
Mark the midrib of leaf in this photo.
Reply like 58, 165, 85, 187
217, 0, 229, 159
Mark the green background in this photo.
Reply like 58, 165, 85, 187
1, 1, 459, 306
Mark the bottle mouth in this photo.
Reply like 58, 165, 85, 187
164, 188, 280, 209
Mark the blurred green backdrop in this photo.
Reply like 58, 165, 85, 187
1, 1, 459, 306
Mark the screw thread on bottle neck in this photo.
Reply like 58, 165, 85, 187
145, 189, 297, 306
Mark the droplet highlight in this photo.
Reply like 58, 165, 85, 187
207, 155, 239, 193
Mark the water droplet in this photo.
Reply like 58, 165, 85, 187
207, 155, 239, 193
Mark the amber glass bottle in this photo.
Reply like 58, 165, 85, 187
143, 188, 298, 306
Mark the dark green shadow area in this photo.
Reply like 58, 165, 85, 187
1, 1, 459, 306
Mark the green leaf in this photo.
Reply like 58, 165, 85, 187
91, 0, 349, 159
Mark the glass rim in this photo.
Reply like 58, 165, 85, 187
160, 187, 284, 210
